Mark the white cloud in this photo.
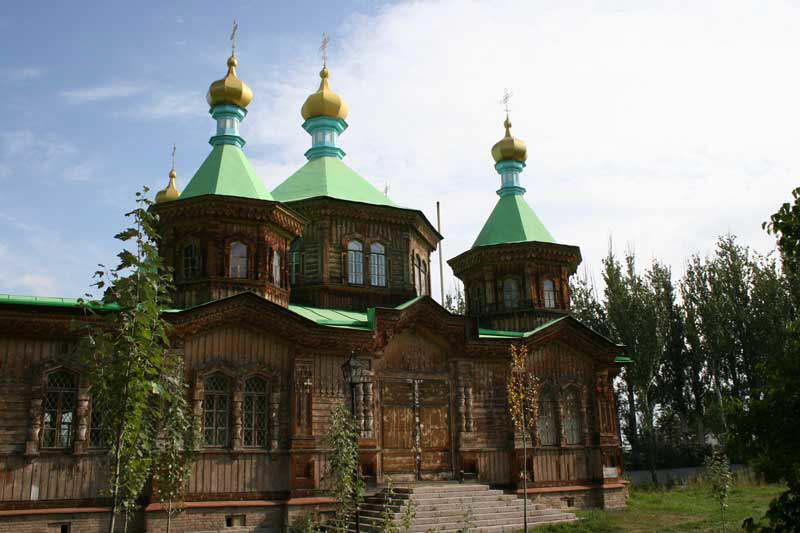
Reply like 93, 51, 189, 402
7, 67, 42, 81
61, 82, 146, 103
241, 0, 799, 301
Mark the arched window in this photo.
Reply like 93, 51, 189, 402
543, 279, 556, 308
469, 285, 484, 315
42, 370, 77, 449
229, 241, 248, 279
289, 240, 301, 285
370, 243, 386, 287
348, 241, 364, 284
503, 278, 520, 309
414, 254, 428, 295
537, 388, 558, 446
273, 250, 282, 286
563, 389, 582, 444
243, 377, 268, 448
182, 242, 200, 279
203, 373, 230, 447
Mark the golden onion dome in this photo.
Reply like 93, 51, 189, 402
206, 55, 253, 109
491, 117, 527, 163
301, 66, 348, 121
155, 169, 180, 203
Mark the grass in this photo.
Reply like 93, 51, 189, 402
536, 479, 785, 532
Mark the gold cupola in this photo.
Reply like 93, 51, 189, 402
491, 117, 527, 163
207, 54, 253, 109
301, 66, 348, 121
155, 168, 180, 203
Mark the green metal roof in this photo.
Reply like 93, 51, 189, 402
0, 294, 120, 311
473, 194, 555, 248
287, 304, 371, 330
181, 144, 273, 201
271, 156, 396, 207
478, 316, 569, 339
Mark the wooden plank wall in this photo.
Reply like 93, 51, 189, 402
0, 455, 110, 502
187, 454, 289, 495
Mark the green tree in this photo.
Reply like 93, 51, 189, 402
77, 188, 194, 532
507, 344, 540, 533
443, 283, 466, 315
324, 404, 365, 531
569, 269, 611, 338
733, 186, 800, 529
703, 450, 733, 530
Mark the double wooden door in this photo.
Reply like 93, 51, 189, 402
381, 379, 451, 480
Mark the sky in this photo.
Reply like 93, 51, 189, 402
0, 0, 797, 303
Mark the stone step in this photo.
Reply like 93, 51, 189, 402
355, 482, 577, 533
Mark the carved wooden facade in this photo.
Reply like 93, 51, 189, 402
283, 197, 441, 311
0, 290, 626, 531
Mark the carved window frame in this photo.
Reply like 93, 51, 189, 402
224, 235, 255, 280
561, 385, 583, 445
26, 361, 90, 459
193, 364, 281, 453
537, 385, 558, 447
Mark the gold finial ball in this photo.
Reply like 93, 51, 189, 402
207, 54, 253, 108
156, 169, 180, 203
491, 117, 527, 163
301, 66, 348, 120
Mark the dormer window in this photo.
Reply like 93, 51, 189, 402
347, 241, 364, 284
229, 241, 248, 279
543, 279, 556, 308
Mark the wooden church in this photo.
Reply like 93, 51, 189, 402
0, 45, 629, 532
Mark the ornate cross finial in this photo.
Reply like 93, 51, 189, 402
230, 20, 239, 55
171, 143, 176, 171
501, 88, 513, 118
320, 32, 330, 67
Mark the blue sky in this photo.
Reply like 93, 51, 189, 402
1, 1, 798, 301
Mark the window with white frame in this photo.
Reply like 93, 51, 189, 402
543, 279, 556, 308
348, 241, 364, 284
370, 242, 386, 287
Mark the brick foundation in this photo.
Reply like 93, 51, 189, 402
519, 482, 629, 511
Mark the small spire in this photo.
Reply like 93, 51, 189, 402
156, 144, 180, 203
501, 89, 513, 137
230, 20, 239, 57
320, 32, 330, 68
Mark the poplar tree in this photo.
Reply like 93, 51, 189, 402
507, 344, 540, 533
77, 188, 194, 532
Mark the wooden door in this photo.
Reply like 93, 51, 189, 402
418, 380, 451, 479
381, 381, 416, 478
381, 380, 451, 480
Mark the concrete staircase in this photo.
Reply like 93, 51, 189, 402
353, 482, 576, 532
